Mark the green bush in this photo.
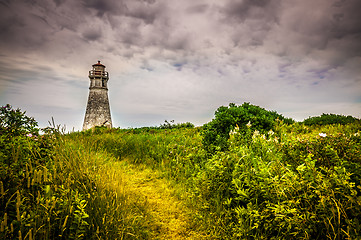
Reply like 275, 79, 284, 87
195, 121, 361, 239
202, 102, 294, 153
0, 104, 43, 194
0, 104, 38, 137
231, 129, 361, 239
0, 104, 54, 239
303, 113, 360, 126
159, 120, 195, 129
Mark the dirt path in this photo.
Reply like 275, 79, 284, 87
112, 161, 207, 240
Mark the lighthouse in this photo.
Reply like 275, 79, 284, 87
83, 61, 112, 130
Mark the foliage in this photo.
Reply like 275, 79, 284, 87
159, 120, 195, 129
194, 121, 361, 239
0, 104, 38, 137
1, 103, 360, 239
202, 102, 294, 153
0, 105, 151, 239
0, 104, 55, 239
303, 113, 360, 126
75, 117, 361, 239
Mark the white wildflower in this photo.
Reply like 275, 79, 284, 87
229, 125, 240, 135
252, 130, 260, 139
319, 133, 327, 138
229, 130, 236, 135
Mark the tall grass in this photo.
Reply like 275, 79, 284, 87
2, 114, 360, 239
74, 122, 361, 239
77, 128, 206, 184
52, 134, 154, 239
1, 128, 157, 239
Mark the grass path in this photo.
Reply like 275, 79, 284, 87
111, 161, 207, 240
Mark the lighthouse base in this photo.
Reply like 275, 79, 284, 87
83, 88, 112, 131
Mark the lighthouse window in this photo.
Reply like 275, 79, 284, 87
102, 80, 105, 87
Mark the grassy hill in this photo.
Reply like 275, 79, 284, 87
1, 104, 360, 239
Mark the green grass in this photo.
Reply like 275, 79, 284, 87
1, 121, 361, 239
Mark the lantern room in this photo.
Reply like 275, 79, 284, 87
88, 61, 109, 89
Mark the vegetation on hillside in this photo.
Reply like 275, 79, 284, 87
1, 103, 360, 239
303, 113, 360, 126
202, 103, 294, 153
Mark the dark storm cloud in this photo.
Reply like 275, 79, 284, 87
332, 0, 361, 33
278, 0, 361, 71
286, 1, 361, 44
218, 0, 361, 64
328, 0, 361, 54
141, 0, 156, 4
104, 3, 190, 53
83, 0, 127, 17
126, 5, 161, 24
83, 0, 164, 24
0, 0, 85, 52
0, 3, 49, 48
222, 0, 280, 23
82, 28, 102, 41
186, 4, 209, 14
217, 0, 281, 47
53, 0, 66, 7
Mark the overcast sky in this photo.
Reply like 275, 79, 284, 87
0, 0, 360, 130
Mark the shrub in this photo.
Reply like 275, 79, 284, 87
0, 104, 44, 191
202, 102, 294, 153
196, 122, 361, 239
303, 113, 360, 126
0, 104, 54, 239
230, 130, 361, 239
159, 120, 195, 129
0, 104, 38, 137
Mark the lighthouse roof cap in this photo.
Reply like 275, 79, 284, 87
92, 61, 105, 67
